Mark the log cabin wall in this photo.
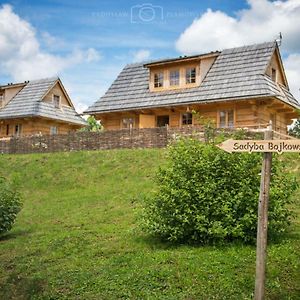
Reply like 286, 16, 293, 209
97, 98, 294, 133
0, 117, 80, 138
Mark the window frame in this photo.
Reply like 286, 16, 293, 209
154, 72, 164, 88
219, 109, 234, 129
271, 68, 277, 82
186, 67, 196, 84
53, 94, 61, 109
122, 117, 134, 129
169, 69, 180, 86
15, 124, 22, 137
181, 112, 193, 126
50, 126, 58, 135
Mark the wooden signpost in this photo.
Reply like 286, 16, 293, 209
217, 124, 300, 300
218, 139, 300, 154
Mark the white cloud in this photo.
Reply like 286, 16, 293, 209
176, 0, 300, 54
86, 48, 101, 63
284, 54, 300, 99
132, 49, 151, 62
175, 0, 300, 98
41, 31, 66, 49
0, 4, 101, 82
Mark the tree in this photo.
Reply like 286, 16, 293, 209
289, 119, 300, 138
80, 116, 102, 132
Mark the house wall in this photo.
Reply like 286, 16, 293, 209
200, 57, 216, 82
43, 82, 71, 106
96, 99, 295, 133
0, 117, 80, 138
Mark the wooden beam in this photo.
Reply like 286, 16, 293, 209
267, 103, 284, 109
277, 108, 293, 113
285, 112, 298, 119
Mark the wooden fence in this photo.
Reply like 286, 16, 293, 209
0, 127, 208, 154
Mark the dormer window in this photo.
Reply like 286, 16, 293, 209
170, 69, 180, 86
186, 67, 196, 84
53, 95, 60, 108
154, 72, 164, 88
271, 68, 276, 82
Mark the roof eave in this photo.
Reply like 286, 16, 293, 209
85, 94, 286, 115
0, 113, 87, 126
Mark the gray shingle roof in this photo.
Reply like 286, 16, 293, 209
0, 77, 86, 125
85, 42, 300, 114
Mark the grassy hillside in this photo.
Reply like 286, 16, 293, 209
0, 150, 299, 299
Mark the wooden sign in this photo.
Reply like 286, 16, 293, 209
217, 130, 300, 300
217, 139, 300, 154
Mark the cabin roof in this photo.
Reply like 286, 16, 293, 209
0, 77, 86, 125
85, 41, 300, 114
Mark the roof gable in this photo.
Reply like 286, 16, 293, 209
42, 80, 74, 108
0, 77, 86, 126
264, 46, 289, 88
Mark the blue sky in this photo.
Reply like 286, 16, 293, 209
1, 0, 300, 112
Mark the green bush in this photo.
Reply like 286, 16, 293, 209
142, 139, 297, 244
0, 177, 22, 235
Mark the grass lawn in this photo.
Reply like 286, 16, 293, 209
0, 149, 299, 299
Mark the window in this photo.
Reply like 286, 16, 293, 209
219, 110, 234, 128
6, 124, 9, 136
182, 112, 193, 125
15, 124, 22, 136
157, 115, 169, 127
53, 95, 60, 108
0, 94, 3, 108
122, 118, 134, 129
186, 67, 196, 84
169, 69, 180, 86
271, 68, 276, 82
154, 72, 164, 88
50, 126, 58, 135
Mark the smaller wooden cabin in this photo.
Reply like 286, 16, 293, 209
85, 42, 300, 133
0, 77, 86, 138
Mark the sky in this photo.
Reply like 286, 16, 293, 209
0, 0, 300, 113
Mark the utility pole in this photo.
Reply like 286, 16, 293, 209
254, 121, 273, 300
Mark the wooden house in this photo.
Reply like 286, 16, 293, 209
0, 77, 86, 138
85, 42, 300, 133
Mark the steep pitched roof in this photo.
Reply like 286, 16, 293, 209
85, 42, 300, 114
0, 77, 86, 125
